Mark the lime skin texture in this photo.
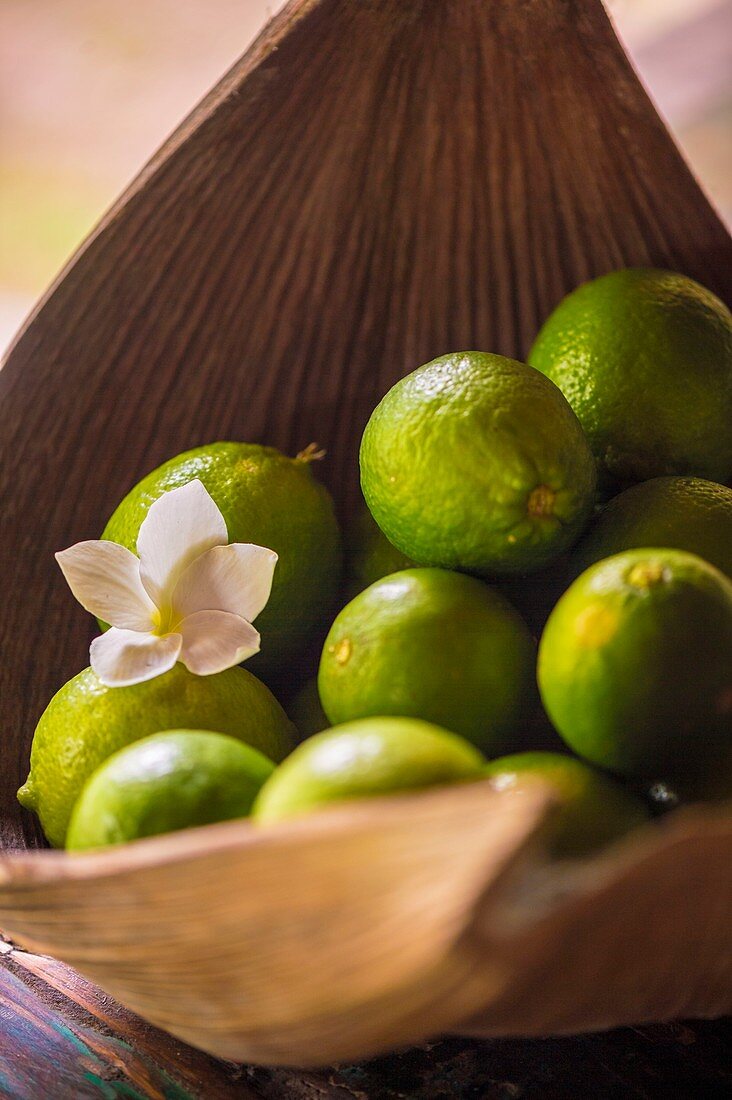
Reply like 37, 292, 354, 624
572, 476, 732, 581
318, 568, 537, 755
18, 663, 294, 848
484, 751, 649, 858
528, 268, 732, 487
252, 716, 486, 824
538, 549, 732, 784
359, 351, 597, 577
66, 730, 275, 851
102, 442, 342, 681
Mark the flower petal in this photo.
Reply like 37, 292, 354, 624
171, 543, 278, 623
178, 610, 260, 675
137, 480, 228, 605
56, 541, 156, 630
90, 628, 182, 687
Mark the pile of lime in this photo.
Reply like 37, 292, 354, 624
19, 268, 732, 856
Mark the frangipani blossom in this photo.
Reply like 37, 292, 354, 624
56, 480, 277, 687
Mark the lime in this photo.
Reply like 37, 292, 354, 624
528, 269, 732, 486
344, 504, 416, 598
252, 717, 485, 823
572, 476, 732, 580
288, 678, 329, 739
66, 730, 274, 850
360, 352, 597, 575
537, 549, 732, 783
484, 751, 648, 857
18, 663, 294, 847
102, 442, 342, 681
318, 568, 536, 754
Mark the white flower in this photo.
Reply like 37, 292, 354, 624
56, 480, 277, 687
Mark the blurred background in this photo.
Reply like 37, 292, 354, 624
1, 0, 730, 351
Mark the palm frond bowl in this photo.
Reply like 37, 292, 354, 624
1, 0, 730, 1066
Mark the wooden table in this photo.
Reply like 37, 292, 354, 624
2, 940, 730, 1098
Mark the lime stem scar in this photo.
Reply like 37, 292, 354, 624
332, 638, 352, 665
527, 484, 556, 517
627, 562, 667, 589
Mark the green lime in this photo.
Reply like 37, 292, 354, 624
484, 751, 648, 857
528, 269, 732, 486
18, 663, 294, 848
288, 678, 329, 739
537, 549, 732, 783
572, 476, 732, 581
360, 352, 597, 575
102, 442, 342, 681
252, 717, 485, 823
66, 730, 274, 851
318, 568, 536, 754
344, 504, 417, 598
